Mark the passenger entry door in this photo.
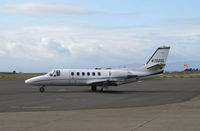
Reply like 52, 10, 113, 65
109, 71, 111, 80
70, 71, 76, 85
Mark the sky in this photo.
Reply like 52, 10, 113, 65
0, 0, 200, 72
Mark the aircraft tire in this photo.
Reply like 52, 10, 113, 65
91, 86, 97, 92
40, 87, 45, 93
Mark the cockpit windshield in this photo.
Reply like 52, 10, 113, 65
48, 70, 61, 77
48, 70, 54, 76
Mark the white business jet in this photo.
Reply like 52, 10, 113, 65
25, 46, 170, 93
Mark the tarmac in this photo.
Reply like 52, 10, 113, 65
0, 78, 200, 131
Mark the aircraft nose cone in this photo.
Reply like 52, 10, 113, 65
25, 76, 45, 85
25, 79, 31, 84
25, 78, 34, 85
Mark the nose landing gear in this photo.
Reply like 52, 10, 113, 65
40, 86, 45, 93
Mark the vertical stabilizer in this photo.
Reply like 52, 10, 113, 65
145, 46, 170, 70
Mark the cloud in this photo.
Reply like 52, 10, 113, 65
0, 3, 102, 16
41, 38, 71, 56
169, 18, 200, 27
0, 3, 136, 17
0, 29, 72, 60
0, 24, 200, 72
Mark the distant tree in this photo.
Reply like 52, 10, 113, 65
13, 71, 16, 74
184, 68, 192, 72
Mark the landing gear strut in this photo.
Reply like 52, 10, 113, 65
91, 86, 97, 92
101, 86, 108, 92
40, 86, 45, 93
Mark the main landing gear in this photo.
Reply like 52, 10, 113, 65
40, 86, 45, 93
101, 86, 108, 92
91, 86, 97, 92
91, 86, 108, 92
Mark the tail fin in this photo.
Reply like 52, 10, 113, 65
145, 46, 170, 70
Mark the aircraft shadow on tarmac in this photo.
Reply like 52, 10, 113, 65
41, 89, 189, 94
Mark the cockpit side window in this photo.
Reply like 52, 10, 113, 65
56, 70, 61, 76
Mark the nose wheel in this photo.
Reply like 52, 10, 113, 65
40, 86, 45, 93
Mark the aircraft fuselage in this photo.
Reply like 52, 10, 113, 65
25, 46, 170, 92
25, 69, 159, 86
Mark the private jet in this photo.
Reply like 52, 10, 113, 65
25, 46, 170, 92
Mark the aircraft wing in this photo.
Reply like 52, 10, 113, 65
127, 72, 138, 79
86, 73, 139, 86
86, 79, 118, 86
